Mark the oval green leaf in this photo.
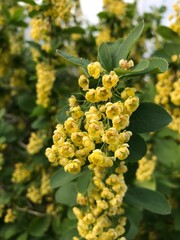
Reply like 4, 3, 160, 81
115, 21, 144, 66
98, 42, 112, 71
126, 133, 147, 161
56, 50, 90, 69
76, 169, 92, 194
50, 168, 79, 189
124, 187, 171, 215
28, 216, 51, 237
129, 102, 172, 133
55, 182, 77, 206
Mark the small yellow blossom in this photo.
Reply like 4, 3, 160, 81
78, 74, 89, 90
119, 59, 134, 70
4, 209, 16, 223
87, 62, 101, 79
102, 71, 119, 89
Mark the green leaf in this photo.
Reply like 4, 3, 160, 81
153, 138, 180, 168
125, 207, 142, 239
115, 21, 144, 66
0, 190, 11, 204
173, 209, 180, 231
114, 59, 149, 76
55, 182, 77, 206
143, 57, 168, 74
59, 218, 77, 234
0, 225, 19, 240
126, 133, 147, 161
28, 216, 51, 237
107, 39, 123, 67
15, 0, 36, 5
76, 169, 92, 194
32, 116, 48, 129
17, 233, 28, 240
129, 102, 172, 133
157, 26, 180, 44
62, 26, 85, 34
156, 127, 179, 139
98, 42, 112, 71
60, 228, 78, 240
31, 106, 46, 117
17, 93, 36, 113
0, 108, 5, 119
56, 50, 90, 69
56, 105, 69, 123
124, 187, 171, 215
50, 167, 79, 189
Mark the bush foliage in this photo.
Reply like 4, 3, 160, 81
0, 0, 179, 240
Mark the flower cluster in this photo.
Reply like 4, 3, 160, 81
10, 68, 26, 95
96, 28, 113, 46
4, 208, 16, 223
169, 0, 180, 34
35, 62, 56, 108
26, 170, 52, 204
103, 0, 126, 18
27, 131, 45, 155
11, 163, 31, 183
154, 69, 180, 133
46, 60, 139, 239
73, 163, 128, 240
136, 146, 157, 182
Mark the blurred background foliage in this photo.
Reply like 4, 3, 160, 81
0, 0, 179, 239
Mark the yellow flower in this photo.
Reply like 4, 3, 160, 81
71, 131, 86, 147
68, 95, 77, 107
11, 163, 31, 183
105, 102, 123, 119
102, 71, 119, 89
45, 148, 57, 163
112, 114, 130, 130
85, 89, 97, 103
78, 74, 89, 90
59, 142, 75, 158
26, 185, 42, 204
115, 144, 130, 160
119, 59, 134, 70
82, 136, 95, 151
87, 62, 101, 79
124, 96, 139, 113
27, 132, 45, 155
88, 149, 106, 167
86, 120, 104, 143
77, 193, 87, 205
102, 128, 119, 145
70, 106, 84, 120
64, 117, 79, 134
4, 209, 16, 223
64, 159, 81, 174
96, 87, 112, 102
121, 87, 136, 99
73, 207, 84, 220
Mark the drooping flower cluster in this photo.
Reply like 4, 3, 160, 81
46, 59, 139, 239
11, 163, 31, 183
4, 208, 16, 223
136, 146, 157, 182
35, 62, 56, 108
27, 131, 45, 155
26, 170, 52, 204
73, 163, 128, 240
154, 69, 180, 133
103, 0, 126, 18
169, 0, 180, 34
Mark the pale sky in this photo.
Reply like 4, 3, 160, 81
80, 0, 176, 26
